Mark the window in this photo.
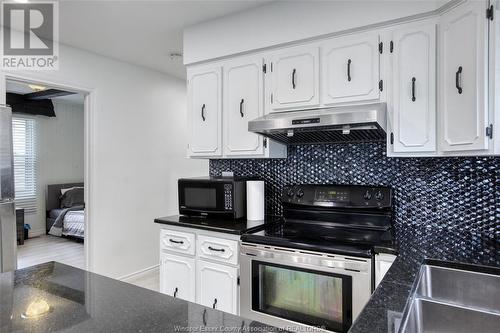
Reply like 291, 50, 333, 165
12, 117, 37, 213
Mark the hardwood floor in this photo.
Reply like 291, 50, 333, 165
17, 234, 160, 292
17, 234, 85, 270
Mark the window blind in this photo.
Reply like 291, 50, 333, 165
12, 117, 37, 213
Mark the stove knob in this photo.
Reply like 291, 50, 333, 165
296, 188, 304, 198
363, 190, 372, 200
375, 191, 384, 201
287, 188, 295, 198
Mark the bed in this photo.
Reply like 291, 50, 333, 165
46, 183, 85, 240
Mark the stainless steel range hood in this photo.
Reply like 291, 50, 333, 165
248, 103, 387, 145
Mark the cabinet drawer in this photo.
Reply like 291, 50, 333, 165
197, 235, 238, 265
160, 229, 196, 255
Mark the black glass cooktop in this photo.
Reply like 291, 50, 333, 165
241, 220, 394, 258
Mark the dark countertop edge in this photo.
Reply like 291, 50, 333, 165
154, 218, 247, 235
154, 215, 276, 235
373, 245, 399, 256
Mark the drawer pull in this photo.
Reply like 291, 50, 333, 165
411, 77, 416, 102
292, 68, 296, 89
201, 104, 206, 121
208, 246, 225, 252
347, 59, 352, 82
169, 239, 184, 244
173, 287, 178, 298
239, 98, 244, 118
455, 66, 463, 94
203, 309, 207, 326
212, 298, 217, 309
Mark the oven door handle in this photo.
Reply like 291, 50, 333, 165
241, 247, 370, 272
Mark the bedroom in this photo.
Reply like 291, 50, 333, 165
6, 79, 86, 270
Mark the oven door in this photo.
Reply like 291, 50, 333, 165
240, 244, 372, 333
178, 179, 231, 216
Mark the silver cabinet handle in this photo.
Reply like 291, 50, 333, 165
239, 99, 244, 117
292, 68, 296, 89
212, 298, 217, 309
173, 287, 178, 298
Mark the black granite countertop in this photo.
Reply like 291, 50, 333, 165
0, 262, 281, 333
154, 215, 281, 235
348, 225, 499, 333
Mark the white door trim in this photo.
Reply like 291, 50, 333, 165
0, 72, 96, 273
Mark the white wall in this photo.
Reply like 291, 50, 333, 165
1, 44, 209, 278
183, 0, 450, 64
22, 100, 85, 236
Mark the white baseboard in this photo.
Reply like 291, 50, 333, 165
118, 264, 159, 281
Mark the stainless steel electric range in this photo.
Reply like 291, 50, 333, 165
240, 184, 394, 333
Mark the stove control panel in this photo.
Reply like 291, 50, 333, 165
282, 185, 392, 208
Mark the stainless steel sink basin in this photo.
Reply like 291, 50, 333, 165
403, 298, 500, 333
399, 260, 500, 333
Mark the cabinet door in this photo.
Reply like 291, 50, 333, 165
271, 45, 319, 111
223, 57, 265, 156
392, 22, 436, 152
196, 260, 238, 315
160, 252, 196, 302
187, 66, 222, 157
321, 32, 380, 105
440, 1, 489, 152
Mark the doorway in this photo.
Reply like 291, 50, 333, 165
3, 76, 93, 271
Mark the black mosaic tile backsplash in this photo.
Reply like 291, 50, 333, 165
210, 143, 499, 265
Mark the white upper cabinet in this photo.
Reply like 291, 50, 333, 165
439, 0, 489, 152
321, 31, 380, 105
187, 66, 222, 157
223, 57, 265, 156
270, 45, 320, 111
391, 21, 437, 153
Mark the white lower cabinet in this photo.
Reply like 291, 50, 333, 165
196, 260, 239, 315
375, 253, 397, 287
159, 227, 240, 315
159, 252, 196, 302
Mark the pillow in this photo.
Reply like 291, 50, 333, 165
60, 187, 75, 195
60, 187, 84, 208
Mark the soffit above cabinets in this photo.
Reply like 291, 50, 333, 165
183, 0, 455, 65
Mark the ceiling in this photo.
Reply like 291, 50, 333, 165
57, 0, 272, 79
6, 80, 85, 104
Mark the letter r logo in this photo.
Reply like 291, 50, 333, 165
3, 3, 54, 55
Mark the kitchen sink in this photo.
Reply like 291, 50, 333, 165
399, 260, 500, 333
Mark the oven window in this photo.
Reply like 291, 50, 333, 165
252, 261, 352, 332
184, 188, 217, 208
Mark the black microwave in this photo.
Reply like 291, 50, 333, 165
178, 177, 247, 219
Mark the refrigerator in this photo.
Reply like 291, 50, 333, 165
0, 105, 16, 272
